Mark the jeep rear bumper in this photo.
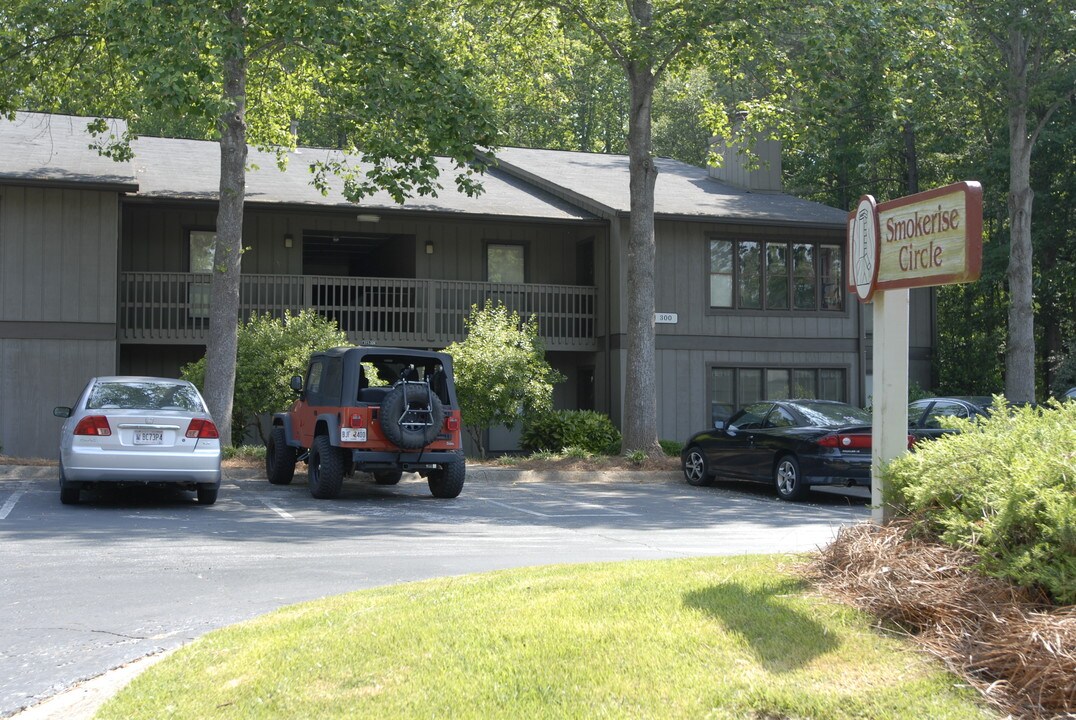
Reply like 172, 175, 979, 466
349, 450, 462, 471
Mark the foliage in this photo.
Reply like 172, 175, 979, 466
223, 444, 267, 462
624, 449, 647, 466
182, 310, 348, 446
1, 0, 500, 444
1052, 338, 1076, 399
882, 399, 1076, 604
445, 300, 565, 458
521, 410, 621, 455
659, 439, 683, 457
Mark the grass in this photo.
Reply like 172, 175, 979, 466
95, 556, 996, 719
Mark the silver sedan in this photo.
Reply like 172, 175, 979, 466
54, 376, 222, 505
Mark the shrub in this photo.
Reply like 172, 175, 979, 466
659, 439, 683, 457
183, 310, 348, 446
882, 399, 1076, 604
521, 410, 621, 456
445, 301, 564, 458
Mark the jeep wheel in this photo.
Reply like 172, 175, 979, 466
379, 383, 445, 449
266, 426, 297, 485
427, 457, 465, 498
308, 434, 345, 499
373, 470, 403, 485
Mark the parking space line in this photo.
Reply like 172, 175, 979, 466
0, 485, 27, 520
478, 497, 639, 519
499, 486, 641, 516
259, 498, 295, 520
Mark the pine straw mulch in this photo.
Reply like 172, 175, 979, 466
803, 521, 1075, 720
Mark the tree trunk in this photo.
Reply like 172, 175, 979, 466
621, 63, 662, 456
902, 123, 919, 194
203, 5, 248, 445
1004, 28, 1036, 404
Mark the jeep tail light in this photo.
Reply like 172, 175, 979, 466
185, 418, 220, 439
74, 416, 111, 436
349, 413, 365, 428
444, 416, 460, 432
817, 433, 870, 449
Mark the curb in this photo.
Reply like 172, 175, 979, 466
9, 650, 176, 720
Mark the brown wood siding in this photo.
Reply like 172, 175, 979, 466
1, 338, 117, 458
2, 187, 119, 323
652, 218, 856, 340
123, 205, 600, 288
656, 347, 861, 442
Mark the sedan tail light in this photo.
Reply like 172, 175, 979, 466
817, 433, 871, 449
185, 418, 220, 439
73, 416, 112, 436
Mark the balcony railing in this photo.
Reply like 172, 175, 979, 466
119, 272, 598, 350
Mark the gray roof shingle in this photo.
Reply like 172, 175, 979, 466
0, 112, 137, 190
2, 113, 846, 228
491, 146, 848, 228
130, 136, 597, 221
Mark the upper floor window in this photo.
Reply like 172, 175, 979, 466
487, 243, 525, 283
189, 230, 215, 273
709, 238, 843, 311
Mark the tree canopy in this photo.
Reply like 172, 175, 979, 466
2, 0, 499, 443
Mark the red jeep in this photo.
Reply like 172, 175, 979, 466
266, 346, 465, 499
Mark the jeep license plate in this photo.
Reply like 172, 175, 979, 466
341, 428, 367, 443
134, 430, 163, 445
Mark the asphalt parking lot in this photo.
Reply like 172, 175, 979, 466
0, 464, 869, 718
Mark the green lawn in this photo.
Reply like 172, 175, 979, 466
96, 556, 997, 719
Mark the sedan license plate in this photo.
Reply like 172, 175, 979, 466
341, 428, 367, 443
134, 430, 164, 445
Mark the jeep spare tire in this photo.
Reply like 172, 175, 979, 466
379, 382, 445, 449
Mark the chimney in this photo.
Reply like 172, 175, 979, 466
709, 116, 783, 193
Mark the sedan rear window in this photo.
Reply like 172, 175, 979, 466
87, 382, 204, 412
791, 401, 871, 427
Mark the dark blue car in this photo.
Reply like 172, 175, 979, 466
681, 400, 873, 501
907, 396, 993, 443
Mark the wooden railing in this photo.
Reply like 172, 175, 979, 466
119, 273, 598, 350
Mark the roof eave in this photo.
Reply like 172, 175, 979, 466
0, 176, 139, 193
654, 212, 846, 231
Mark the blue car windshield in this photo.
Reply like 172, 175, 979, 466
791, 402, 871, 427
88, 382, 204, 412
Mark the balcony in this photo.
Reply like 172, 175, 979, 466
119, 273, 598, 350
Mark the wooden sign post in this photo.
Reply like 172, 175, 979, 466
847, 182, 983, 523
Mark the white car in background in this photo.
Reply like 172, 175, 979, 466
53, 377, 222, 505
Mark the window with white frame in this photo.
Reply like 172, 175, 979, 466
709, 238, 843, 311
710, 366, 847, 425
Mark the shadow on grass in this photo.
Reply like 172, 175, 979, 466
683, 578, 838, 673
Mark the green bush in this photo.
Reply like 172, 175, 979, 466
521, 410, 621, 456
445, 301, 564, 458
882, 399, 1076, 604
659, 439, 683, 457
183, 310, 348, 446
